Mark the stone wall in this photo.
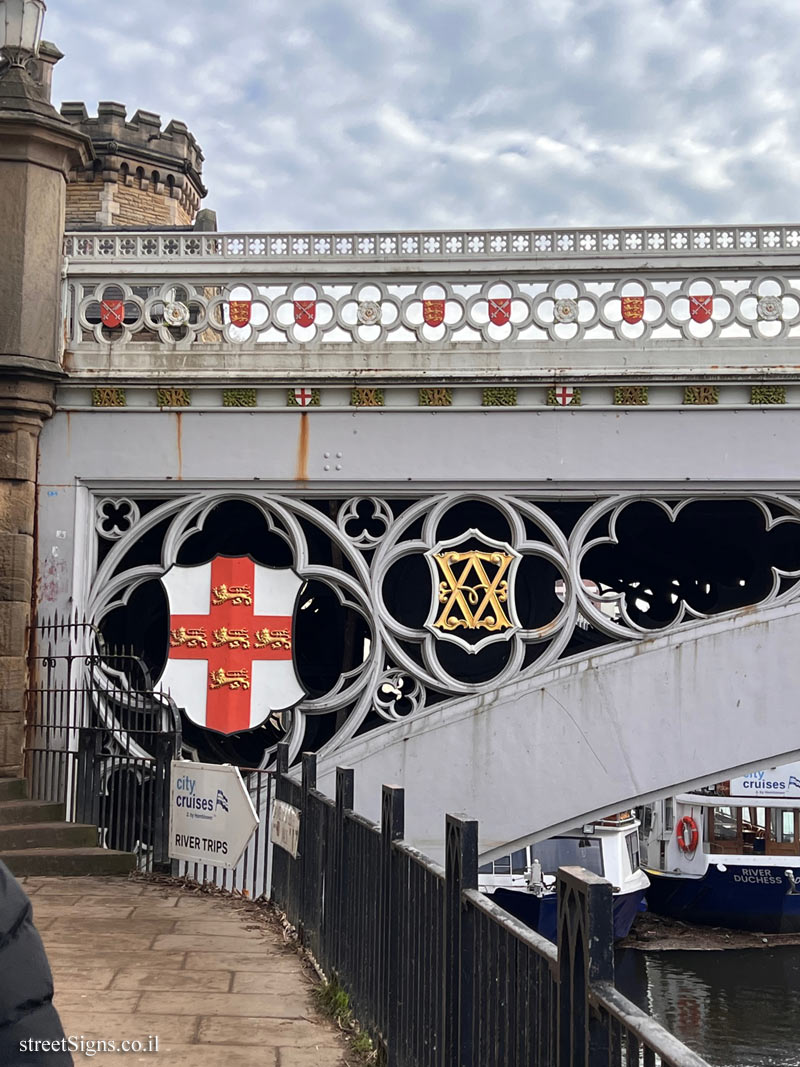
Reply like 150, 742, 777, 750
115, 179, 193, 227
64, 179, 102, 225
61, 102, 206, 229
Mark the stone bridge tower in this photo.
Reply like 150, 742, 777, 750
0, 27, 209, 780
0, 38, 90, 778
59, 100, 209, 230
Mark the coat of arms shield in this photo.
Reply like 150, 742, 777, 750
159, 556, 305, 736
424, 530, 522, 653
488, 298, 511, 326
689, 294, 713, 323
229, 300, 252, 327
621, 297, 645, 324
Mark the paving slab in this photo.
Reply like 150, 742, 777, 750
111, 968, 233, 993
35, 876, 346, 1066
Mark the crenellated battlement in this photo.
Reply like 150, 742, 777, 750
61, 101, 207, 229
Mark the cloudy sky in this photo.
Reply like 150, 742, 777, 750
46, 0, 800, 232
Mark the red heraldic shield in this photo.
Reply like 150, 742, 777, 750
553, 386, 575, 406
689, 294, 713, 323
488, 298, 511, 326
423, 299, 446, 326
294, 300, 316, 327
621, 297, 645, 324
160, 556, 304, 736
229, 300, 252, 327
100, 300, 125, 328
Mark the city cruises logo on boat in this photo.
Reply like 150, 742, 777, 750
159, 556, 305, 736
729, 763, 800, 798
425, 530, 522, 653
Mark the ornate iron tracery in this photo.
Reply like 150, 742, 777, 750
84, 490, 800, 769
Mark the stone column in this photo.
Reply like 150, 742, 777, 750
0, 59, 92, 777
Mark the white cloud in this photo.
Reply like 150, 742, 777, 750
45, 0, 800, 230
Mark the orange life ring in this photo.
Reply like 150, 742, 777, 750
676, 816, 699, 853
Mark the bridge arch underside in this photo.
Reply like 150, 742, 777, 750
316, 600, 800, 864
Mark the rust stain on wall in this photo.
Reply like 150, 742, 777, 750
295, 412, 309, 481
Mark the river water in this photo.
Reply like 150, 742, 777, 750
615, 946, 800, 1066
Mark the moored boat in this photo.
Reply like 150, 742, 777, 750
640, 763, 800, 933
478, 813, 649, 942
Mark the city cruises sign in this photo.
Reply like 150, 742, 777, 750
729, 762, 800, 798
169, 761, 259, 869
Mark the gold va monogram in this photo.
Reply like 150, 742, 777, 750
432, 550, 514, 633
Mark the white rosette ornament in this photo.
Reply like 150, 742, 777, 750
736, 277, 800, 340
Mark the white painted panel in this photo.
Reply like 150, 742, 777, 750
160, 659, 208, 727
162, 563, 211, 615
252, 660, 304, 724
254, 565, 301, 615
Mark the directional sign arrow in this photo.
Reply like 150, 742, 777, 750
169, 760, 259, 870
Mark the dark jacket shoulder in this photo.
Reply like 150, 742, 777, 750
0, 861, 72, 1065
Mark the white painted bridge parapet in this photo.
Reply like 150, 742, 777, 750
62, 223, 800, 375
64, 223, 800, 271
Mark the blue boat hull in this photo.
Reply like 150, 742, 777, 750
645, 866, 800, 933
489, 886, 647, 943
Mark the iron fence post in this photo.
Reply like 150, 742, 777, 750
276, 742, 289, 796
76, 727, 100, 829
270, 743, 290, 906
299, 752, 317, 946
334, 766, 354, 977
444, 813, 477, 1067
153, 733, 173, 869
557, 866, 614, 1067
381, 785, 404, 1063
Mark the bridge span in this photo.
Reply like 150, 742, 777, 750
316, 598, 800, 863
29, 222, 800, 847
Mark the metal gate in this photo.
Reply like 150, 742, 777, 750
24, 614, 181, 872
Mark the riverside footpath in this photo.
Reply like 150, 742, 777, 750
21, 875, 348, 1066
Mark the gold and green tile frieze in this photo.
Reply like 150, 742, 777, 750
750, 384, 786, 404
351, 387, 384, 407
482, 387, 517, 407
64, 381, 799, 411
418, 387, 452, 406
613, 386, 648, 406
91, 387, 126, 407
156, 387, 191, 407
223, 388, 257, 407
683, 385, 719, 405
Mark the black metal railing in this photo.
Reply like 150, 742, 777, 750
271, 746, 710, 1067
24, 614, 180, 872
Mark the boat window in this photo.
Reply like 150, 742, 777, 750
493, 855, 511, 874
714, 806, 737, 838
708, 806, 800, 856
708, 805, 741, 854
530, 837, 603, 877
478, 862, 492, 875
625, 830, 640, 873
511, 849, 527, 874
664, 799, 674, 833
768, 809, 800, 854
742, 806, 769, 855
